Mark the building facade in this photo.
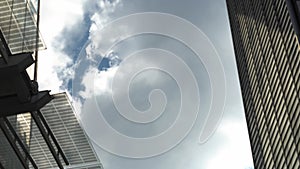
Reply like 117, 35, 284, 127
226, 0, 300, 169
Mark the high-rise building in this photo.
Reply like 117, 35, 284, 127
226, 0, 300, 169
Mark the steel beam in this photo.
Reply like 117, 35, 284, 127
0, 117, 38, 169
0, 30, 10, 63
0, 161, 4, 169
31, 111, 69, 169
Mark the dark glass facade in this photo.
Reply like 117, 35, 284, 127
226, 0, 300, 169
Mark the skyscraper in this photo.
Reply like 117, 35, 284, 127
226, 0, 300, 169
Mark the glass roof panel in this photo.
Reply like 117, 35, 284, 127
1, 93, 103, 169
0, 0, 46, 54
29, 93, 103, 169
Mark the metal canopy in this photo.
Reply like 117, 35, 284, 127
0, 49, 68, 168
0, 1, 102, 168
0, 0, 46, 55
29, 93, 103, 169
0, 51, 52, 117
0, 10, 66, 168
0, 93, 104, 169
0, 117, 37, 169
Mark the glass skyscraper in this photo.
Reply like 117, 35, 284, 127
226, 0, 300, 169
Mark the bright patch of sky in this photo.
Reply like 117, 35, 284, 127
38, 0, 254, 169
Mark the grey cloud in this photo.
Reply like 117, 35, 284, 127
58, 0, 254, 168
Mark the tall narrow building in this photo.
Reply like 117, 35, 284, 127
226, 0, 300, 169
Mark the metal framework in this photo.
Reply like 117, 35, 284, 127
0, 29, 10, 63
0, 0, 71, 168
0, 0, 46, 55
31, 110, 69, 168
0, 162, 4, 169
0, 0, 103, 168
37, 93, 103, 169
0, 117, 37, 169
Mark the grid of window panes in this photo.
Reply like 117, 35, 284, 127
29, 93, 103, 169
0, 93, 103, 169
0, 0, 45, 54
227, 0, 300, 169
0, 116, 27, 169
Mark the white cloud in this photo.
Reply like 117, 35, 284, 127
79, 65, 118, 98
93, 0, 122, 27
74, 0, 123, 99
205, 116, 253, 169
37, 0, 123, 93
37, 0, 85, 93
40, 0, 84, 40
87, 0, 125, 56
37, 1, 253, 169
90, 0, 121, 30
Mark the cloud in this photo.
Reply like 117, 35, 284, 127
70, 0, 123, 100
79, 65, 118, 98
204, 116, 253, 169
38, 0, 85, 93
90, 0, 122, 29
37, 0, 122, 93
38, 0, 254, 169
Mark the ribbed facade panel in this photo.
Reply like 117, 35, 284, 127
226, 0, 300, 169
0, 115, 27, 169
0, 0, 46, 54
29, 93, 103, 169
0, 93, 103, 169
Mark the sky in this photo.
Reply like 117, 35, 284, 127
37, 0, 254, 169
